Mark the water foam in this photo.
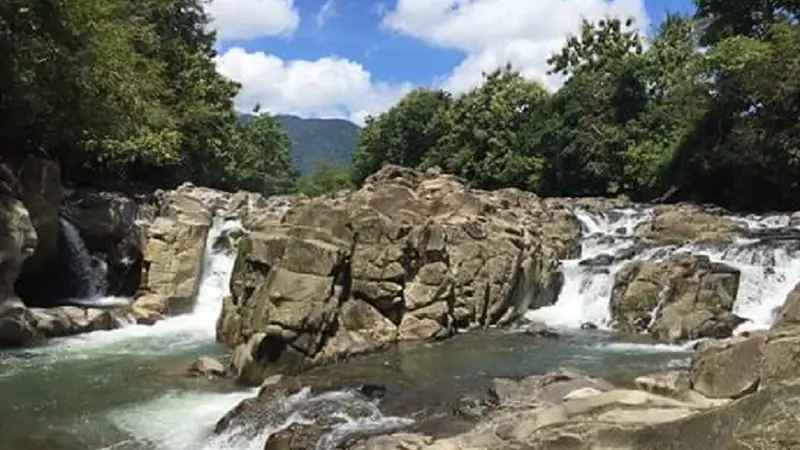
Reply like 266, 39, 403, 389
527, 207, 800, 334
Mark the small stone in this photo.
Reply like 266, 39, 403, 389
563, 387, 604, 401
188, 356, 225, 378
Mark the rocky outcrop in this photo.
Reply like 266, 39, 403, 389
687, 285, 800, 400
0, 185, 39, 344
62, 190, 150, 297
347, 375, 800, 450
610, 254, 743, 342
218, 165, 581, 382
635, 204, 742, 245
0, 156, 235, 344
132, 188, 213, 317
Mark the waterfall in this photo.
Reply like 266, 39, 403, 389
526, 208, 800, 333
673, 216, 800, 332
524, 206, 657, 329
60, 217, 108, 299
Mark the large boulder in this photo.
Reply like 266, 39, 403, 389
0, 191, 39, 345
635, 204, 742, 246
610, 254, 743, 342
687, 285, 800, 400
133, 189, 212, 316
218, 165, 581, 383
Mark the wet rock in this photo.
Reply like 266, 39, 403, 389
356, 383, 387, 400
520, 321, 559, 338
453, 395, 492, 421
62, 190, 145, 297
580, 322, 598, 330
264, 423, 325, 450
28, 306, 118, 337
578, 254, 615, 267
611, 254, 741, 342
213, 375, 304, 435
635, 204, 742, 245
218, 165, 582, 382
0, 188, 39, 345
188, 356, 226, 378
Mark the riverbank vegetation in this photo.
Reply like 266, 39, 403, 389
355, 1, 800, 211
1, 0, 797, 210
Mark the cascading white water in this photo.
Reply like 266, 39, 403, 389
525, 207, 656, 329
674, 215, 800, 332
32, 217, 243, 358
60, 217, 109, 299
526, 207, 800, 334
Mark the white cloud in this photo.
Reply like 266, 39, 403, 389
216, 48, 413, 125
208, 0, 300, 41
316, 0, 337, 29
383, 0, 650, 93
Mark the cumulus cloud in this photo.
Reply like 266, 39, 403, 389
208, 0, 300, 41
216, 48, 413, 125
383, 0, 650, 93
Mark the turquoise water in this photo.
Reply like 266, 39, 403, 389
0, 327, 691, 450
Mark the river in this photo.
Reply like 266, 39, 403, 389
1, 207, 795, 449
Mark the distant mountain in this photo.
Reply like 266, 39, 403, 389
238, 113, 360, 175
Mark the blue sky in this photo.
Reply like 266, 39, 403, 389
210, 0, 696, 124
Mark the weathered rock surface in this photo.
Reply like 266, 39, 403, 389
188, 356, 226, 378
687, 285, 800, 400
635, 204, 742, 245
611, 254, 743, 342
0, 165, 39, 345
343, 367, 741, 450
132, 188, 213, 316
217, 165, 582, 382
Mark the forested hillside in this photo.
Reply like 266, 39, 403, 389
354, 1, 800, 211
1, 0, 797, 210
238, 113, 360, 175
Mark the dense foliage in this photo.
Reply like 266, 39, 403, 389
3, 0, 798, 208
353, 0, 800, 211
0, 0, 292, 195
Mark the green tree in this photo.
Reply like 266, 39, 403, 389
694, 0, 799, 45
352, 88, 451, 182
542, 18, 648, 196
142, 0, 241, 187
296, 158, 355, 196
425, 65, 551, 190
223, 113, 296, 194
623, 15, 708, 197
667, 19, 800, 209
0, 0, 178, 174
